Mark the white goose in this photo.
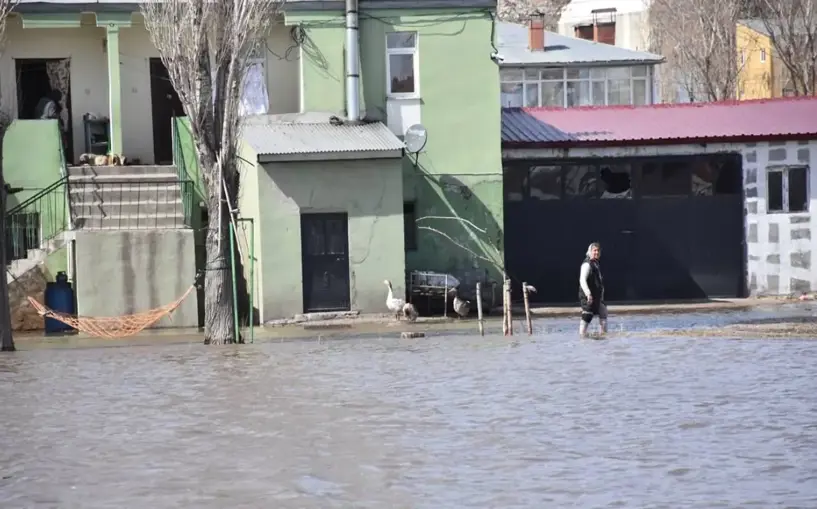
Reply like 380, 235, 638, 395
449, 287, 471, 319
384, 280, 418, 322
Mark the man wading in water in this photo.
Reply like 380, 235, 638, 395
579, 242, 607, 337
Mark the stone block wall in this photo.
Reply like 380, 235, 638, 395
744, 140, 817, 296
8, 263, 50, 331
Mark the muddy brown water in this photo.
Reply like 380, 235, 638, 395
2, 306, 817, 508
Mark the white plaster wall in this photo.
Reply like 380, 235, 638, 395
2, 14, 300, 165
504, 138, 817, 297
558, 7, 652, 52
742, 140, 817, 296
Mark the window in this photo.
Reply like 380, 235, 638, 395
767, 165, 809, 213
599, 164, 632, 198
504, 165, 528, 201
528, 166, 561, 200
239, 41, 269, 116
564, 165, 598, 198
403, 201, 418, 250
499, 65, 651, 108
387, 32, 418, 97
640, 161, 691, 197
692, 157, 742, 196
760, 48, 767, 63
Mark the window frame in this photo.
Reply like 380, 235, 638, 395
760, 48, 767, 63
386, 31, 420, 99
766, 164, 810, 214
498, 65, 651, 108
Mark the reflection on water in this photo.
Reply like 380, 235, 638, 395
2, 314, 817, 508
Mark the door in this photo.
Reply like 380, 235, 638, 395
301, 213, 351, 312
149, 58, 184, 164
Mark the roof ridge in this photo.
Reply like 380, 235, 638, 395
512, 95, 817, 114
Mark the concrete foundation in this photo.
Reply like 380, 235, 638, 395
74, 229, 198, 328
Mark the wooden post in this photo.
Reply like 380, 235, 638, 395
505, 278, 513, 336
522, 282, 532, 335
476, 282, 484, 336
501, 278, 508, 336
443, 274, 448, 319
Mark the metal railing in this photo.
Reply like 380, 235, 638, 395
5, 177, 70, 262
68, 180, 195, 230
171, 118, 199, 220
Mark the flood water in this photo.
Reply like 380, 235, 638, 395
2, 308, 817, 508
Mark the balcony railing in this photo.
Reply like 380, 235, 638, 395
68, 180, 195, 230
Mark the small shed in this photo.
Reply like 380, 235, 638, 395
238, 113, 406, 321
501, 96, 817, 302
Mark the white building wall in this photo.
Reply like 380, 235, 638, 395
504, 138, 817, 297
558, 1, 652, 52
1, 14, 300, 165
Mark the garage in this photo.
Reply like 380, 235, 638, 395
503, 154, 745, 303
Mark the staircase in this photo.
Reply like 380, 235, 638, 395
67, 165, 192, 230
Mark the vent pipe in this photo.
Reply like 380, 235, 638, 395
345, 0, 361, 121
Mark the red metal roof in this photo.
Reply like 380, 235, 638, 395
502, 96, 817, 147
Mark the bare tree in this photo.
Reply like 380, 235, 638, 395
140, 0, 280, 344
757, 0, 817, 95
498, 0, 570, 29
650, 0, 745, 102
0, 0, 17, 352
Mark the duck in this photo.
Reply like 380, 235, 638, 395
384, 279, 418, 322
449, 287, 471, 319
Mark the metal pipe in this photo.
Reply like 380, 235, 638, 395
229, 221, 240, 343
345, 0, 360, 121
236, 217, 255, 344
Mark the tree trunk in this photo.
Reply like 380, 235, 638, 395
202, 190, 238, 345
0, 137, 14, 352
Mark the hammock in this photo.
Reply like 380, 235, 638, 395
27, 284, 197, 339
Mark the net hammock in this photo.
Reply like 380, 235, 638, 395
27, 284, 198, 339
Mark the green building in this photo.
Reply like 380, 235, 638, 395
3, 0, 502, 326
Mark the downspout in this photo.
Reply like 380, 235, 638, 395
345, 0, 361, 121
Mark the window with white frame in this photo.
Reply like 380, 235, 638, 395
767, 165, 809, 213
239, 40, 269, 116
499, 65, 651, 108
386, 31, 418, 97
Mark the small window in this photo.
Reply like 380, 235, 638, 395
528, 166, 561, 200
386, 31, 418, 96
640, 160, 691, 197
760, 48, 767, 62
767, 165, 809, 213
564, 165, 598, 198
403, 201, 418, 251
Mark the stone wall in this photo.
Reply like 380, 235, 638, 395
744, 140, 817, 296
8, 263, 50, 331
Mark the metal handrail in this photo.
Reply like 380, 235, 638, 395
7, 176, 68, 216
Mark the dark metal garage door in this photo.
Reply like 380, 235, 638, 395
503, 154, 745, 304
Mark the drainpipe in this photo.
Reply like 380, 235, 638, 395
345, 0, 361, 122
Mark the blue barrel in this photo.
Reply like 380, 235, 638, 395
44, 271, 75, 334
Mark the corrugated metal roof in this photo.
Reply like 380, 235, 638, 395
496, 21, 664, 66
243, 115, 404, 157
502, 96, 817, 147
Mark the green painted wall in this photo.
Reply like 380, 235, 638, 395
290, 9, 504, 285
257, 158, 404, 320
4, 119, 68, 278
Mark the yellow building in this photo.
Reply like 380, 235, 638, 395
736, 20, 794, 100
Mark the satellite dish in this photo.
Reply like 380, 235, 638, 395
404, 124, 428, 154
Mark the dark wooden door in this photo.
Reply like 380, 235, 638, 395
149, 58, 184, 165
301, 213, 351, 312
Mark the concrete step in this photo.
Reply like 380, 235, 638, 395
69, 183, 182, 202
67, 165, 178, 177
68, 173, 180, 184
70, 200, 185, 217
72, 214, 188, 230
